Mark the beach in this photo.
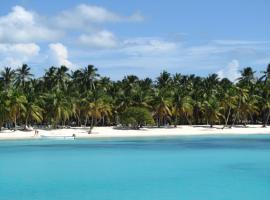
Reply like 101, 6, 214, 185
1, 125, 270, 140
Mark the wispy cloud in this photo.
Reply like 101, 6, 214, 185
55, 4, 143, 30
212, 40, 269, 46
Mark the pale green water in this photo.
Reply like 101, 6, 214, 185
0, 135, 269, 200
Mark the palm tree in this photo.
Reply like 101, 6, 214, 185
100, 102, 113, 126
220, 86, 237, 128
1, 62, 270, 131
23, 81, 43, 129
44, 91, 73, 127
238, 67, 256, 95
14, 64, 33, 89
55, 65, 70, 91
0, 91, 9, 131
82, 65, 99, 91
0, 67, 15, 90
44, 66, 57, 90
261, 97, 270, 127
87, 99, 103, 134
260, 64, 270, 127
260, 64, 270, 83
241, 96, 259, 126
202, 96, 223, 128
172, 93, 193, 126
156, 70, 172, 89
153, 89, 172, 127
8, 90, 27, 130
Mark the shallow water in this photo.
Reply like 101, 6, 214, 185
0, 135, 270, 200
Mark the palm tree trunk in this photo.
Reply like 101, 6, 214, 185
194, 105, 199, 124
76, 114, 81, 126
102, 116, 105, 126
184, 113, 192, 125
84, 117, 88, 126
163, 117, 165, 126
230, 112, 237, 128
174, 115, 178, 127
88, 116, 94, 134
223, 107, 231, 129
263, 109, 270, 127
24, 115, 29, 130
230, 102, 240, 128
14, 117, 17, 131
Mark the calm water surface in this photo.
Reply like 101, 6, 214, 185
0, 134, 270, 200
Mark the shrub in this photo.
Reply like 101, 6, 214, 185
120, 107, 154, 129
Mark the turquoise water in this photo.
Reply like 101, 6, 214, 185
0, 135, 270, 200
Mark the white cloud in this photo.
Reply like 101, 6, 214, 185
217, 59, 241, 81
79, 30, 118, 48
49, 43, 72, 67
56, 4, 143, 29
76, 36, 177, 54
121, 37, 177, 55
0, 6, 61, 43
213, 40, 268, 46
0, 5, 268, 79
0, 43, 40, 68
0, 43, 40, 56
186, 44, 234, 56
186, 40, 270, 57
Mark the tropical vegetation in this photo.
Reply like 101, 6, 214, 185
0, 64, 270, 132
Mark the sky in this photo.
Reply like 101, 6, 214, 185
0, 0, 269, 80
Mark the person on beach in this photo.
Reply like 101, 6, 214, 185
34, 130, 39, 137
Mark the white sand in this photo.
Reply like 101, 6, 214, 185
0, 125, 270, 140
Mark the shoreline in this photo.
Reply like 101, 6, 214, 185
1, 125, 270, 140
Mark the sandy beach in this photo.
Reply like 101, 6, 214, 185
0, 125, 270, 140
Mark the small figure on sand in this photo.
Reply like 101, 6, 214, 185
34, 130, 39, 137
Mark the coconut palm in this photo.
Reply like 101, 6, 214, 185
262, 98, 270, 127
86, 99, 103, 134
8, 90, 27, 130
260, 64, 270, 83
0, 67, 15, 90
172, 93, 193, 126
0, 91, 9, 130
14, 64, 33, 89
55, 65, 70, 91
0, 64, 270, 131
156, 70, 172, 89
44, 91, 73, 127
152, 89, 172, 127
82, 65, 100, 91
259, 64, 270, 127
202, 96, 223, 127
23, 81, 43, 129
220, 86, 237, 128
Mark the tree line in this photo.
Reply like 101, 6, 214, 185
0, 63, 270, 132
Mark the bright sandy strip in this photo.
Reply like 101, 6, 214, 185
0, 125, 270, 140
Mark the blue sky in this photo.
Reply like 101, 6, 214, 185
0, 0, 269, 80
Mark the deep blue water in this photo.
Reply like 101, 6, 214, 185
0, 135, 270, 200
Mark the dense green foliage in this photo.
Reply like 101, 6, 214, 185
120, 107, 154, 129
0, 63, 270, 131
